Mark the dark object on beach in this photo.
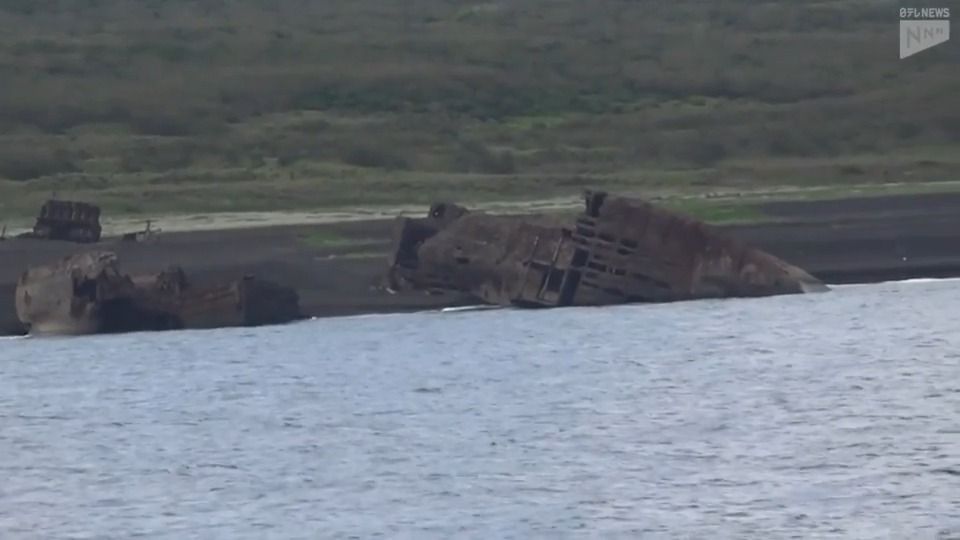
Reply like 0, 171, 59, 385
15, 251, 302, 335
30, 200, 102, 243
386, 190, 828, 307
120, 220, 160, 243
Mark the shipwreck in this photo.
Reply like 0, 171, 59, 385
15, 251, 302, 335
26, 200, 103, 243
386, 191, 828, 307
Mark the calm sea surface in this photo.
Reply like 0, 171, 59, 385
1, 280, 959, 539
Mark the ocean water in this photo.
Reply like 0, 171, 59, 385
1, 280, 959, 539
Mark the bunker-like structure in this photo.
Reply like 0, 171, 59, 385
15, 251, 301, 335
31, 200, 102, 243
386, 191, 827, 307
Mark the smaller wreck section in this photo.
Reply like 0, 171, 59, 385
15, 251, 301, 335
386, 191, 828, 308
28, 200, 103, 243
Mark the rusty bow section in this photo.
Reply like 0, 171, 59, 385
16, 251, 301, 335
385, 191, 828, 307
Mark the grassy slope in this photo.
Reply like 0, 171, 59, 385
0, 0, 957, 223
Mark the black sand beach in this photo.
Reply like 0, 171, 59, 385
3, 192, 959, 336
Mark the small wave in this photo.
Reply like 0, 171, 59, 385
829, 276, 960, 288
440, 305, 500, 313
889, 277, 960, 285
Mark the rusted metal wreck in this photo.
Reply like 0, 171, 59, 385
15, 251, 301, 335
386, 191, 828, 307
28, 200, 103, 243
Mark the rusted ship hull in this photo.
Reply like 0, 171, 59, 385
15, 252, 133, 335
16, 252, 302, 336
177, 277, 302, 330
386, 192, 827, 307
30, 200, 102, 243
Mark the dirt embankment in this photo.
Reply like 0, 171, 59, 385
3, 192, 959, 336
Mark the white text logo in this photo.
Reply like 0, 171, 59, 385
900, 7, 950, 58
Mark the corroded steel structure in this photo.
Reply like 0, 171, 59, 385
32, 200, 102, 243
386, 191, 827, 306
15, 251, 301, 335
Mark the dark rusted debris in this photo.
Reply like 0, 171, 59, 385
15, 251, 301, 335
121, 220, 160, 243
28, 200, 103, 243
386, 191, 828, 307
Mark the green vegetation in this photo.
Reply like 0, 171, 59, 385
0, 0, 957, 220
661, 200, 766, 225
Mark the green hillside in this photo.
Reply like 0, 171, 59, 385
0, 0, 957, 218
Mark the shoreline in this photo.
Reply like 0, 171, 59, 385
8, 179, 960, 238
3, 191, 960, 336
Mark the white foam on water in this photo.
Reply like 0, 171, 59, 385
829, 276, 960, 289
440, 305, 501, 313
893, 277, 960, 285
